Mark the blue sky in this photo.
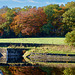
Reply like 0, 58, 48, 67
0, 0, 75, 8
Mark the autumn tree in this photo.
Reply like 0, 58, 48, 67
8, 66, 46, 75
10, 8, 47, 36
0, 6, 10, 14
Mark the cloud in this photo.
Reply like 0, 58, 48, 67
46, 2, 65, 5
0, 0, 9, 1
46, 2, 50, 4
12, 0, 39, 3
28, 0, 38, 3
12, 0, 26, 3
57, 2, 65, 5
28, 0, 34, 3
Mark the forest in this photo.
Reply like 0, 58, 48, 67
0, 1, 75, 38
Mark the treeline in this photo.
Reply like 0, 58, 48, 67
0, 1, 75, 38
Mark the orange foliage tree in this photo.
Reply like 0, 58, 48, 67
10, 8, 47, 36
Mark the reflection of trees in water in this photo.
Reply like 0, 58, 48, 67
22, 50, 26, 62
0, 66, 12, 75
63, 68, 75, 75
8, 66, 47, 75
0, 66, 75, 75
51, 67, 75, 75
22, 57, 26, 62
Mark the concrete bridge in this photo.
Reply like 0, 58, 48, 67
0, 48, 7, 63
0, 48, 26, 63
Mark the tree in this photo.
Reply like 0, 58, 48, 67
60, 4, 64, 7
65, 1, 75, 10
40, 22, 54, 36
62, 7, 75, 30
21, 6, 32, 11
10, 8, 47, 36
0, 15, 7, 36
0, 15, 6, 25
43, 4, 58, 22
51, 7, 65, 36
0, 9, 16, 38
65, 30, 75, 46
42, 4, 65, 36
12, 7, 21, 13
0, 6, 10, 14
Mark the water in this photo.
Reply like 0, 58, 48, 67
0, 70, 3, 75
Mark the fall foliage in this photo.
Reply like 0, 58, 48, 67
0, 1, 75, 37
10, 8, 47, 36
8, 66, 47, 75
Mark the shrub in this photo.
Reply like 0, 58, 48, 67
63, 68, 75, 75
65, 30, 75, 46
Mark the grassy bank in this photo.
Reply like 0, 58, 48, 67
0, 38, 65, 45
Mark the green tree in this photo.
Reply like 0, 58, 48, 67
65, 30, 75, 46
40, 22, 54, 36
62, 7, 75, 30
63, 68, 75, 75
43, 4, 58, 22
22, 6, 32, 11
65, 1, 75, 10
12, 7, 21, 13
0, 9, 16, 37
43, 4, 65, 36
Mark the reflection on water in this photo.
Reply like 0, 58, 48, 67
0, 66, 75, 75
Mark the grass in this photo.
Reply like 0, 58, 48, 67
0, 38, 65, 45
